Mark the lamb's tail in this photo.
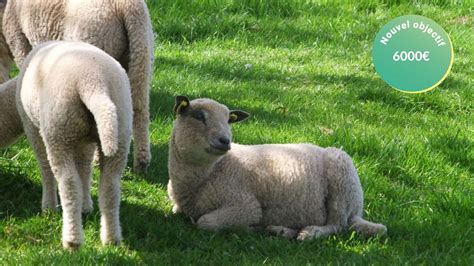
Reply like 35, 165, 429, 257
349, 215, 387, 237
81, 88, 119, 157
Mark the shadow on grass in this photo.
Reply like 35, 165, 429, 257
132, 142, 169, 187
118, 198, 394, 264
0, 167, 42, 219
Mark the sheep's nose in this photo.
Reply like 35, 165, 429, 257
210, 136, 231, 152
219, 137, 230, 146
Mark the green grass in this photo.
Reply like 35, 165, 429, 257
1, 0, 473, 264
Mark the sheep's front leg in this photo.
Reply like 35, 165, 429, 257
46, 147, 84, 249
74, 143, 96, 213
197, 200, 262, 231
266, 226, 299, 239
297, 225, 340, 241
131, 103, 151, 174
97, 151, 127, 246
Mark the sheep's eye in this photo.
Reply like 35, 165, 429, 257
191, 110, 206, 123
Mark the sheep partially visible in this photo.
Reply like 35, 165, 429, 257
0, 77, 57, 209
16, 41, 132, 249
0, 78, 23, 148
0, 0, 13, 83
3, 0, 154, 173
168, 96, 387, 240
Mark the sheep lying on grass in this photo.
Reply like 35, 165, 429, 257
3, 0, 154, 173
168, 96, 387, 240
16, 41, 132, 249
0, 78, 23, 148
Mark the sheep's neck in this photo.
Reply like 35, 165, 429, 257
169, 137, 218, 218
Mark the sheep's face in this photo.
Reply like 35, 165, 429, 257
172, 96, 249, 164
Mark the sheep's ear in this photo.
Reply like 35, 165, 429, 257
229, 110, 250, 123
174, 96, 190, 114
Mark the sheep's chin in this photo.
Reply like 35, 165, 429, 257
205, 147, 228, 156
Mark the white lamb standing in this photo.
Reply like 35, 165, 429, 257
16, 41, 133, 249
168, 96, 387, 240
3, 0, 154, 173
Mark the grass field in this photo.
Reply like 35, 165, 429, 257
1, 0, 473, 264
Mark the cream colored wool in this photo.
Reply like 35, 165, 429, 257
3, 0, 154, 173
0, 78, 22, 147
0, 1, 13, 83
168, 97, 387, 240
16, 41, 133, 249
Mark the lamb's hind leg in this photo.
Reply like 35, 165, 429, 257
97, 149, 128, 246
23, 122, 58, 210
74, 143, 96, 213
297, 225, 339, 241
298, 148, 362, 241
349, 216, 387, 237
46, 146, 84, 249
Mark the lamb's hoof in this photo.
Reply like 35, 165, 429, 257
374, 225, 388, 237
297, 226, 323, 241
82, 197, 94, 214
42, 203, 60, 212
101, 229, 122, 246
101, 238, 122, 246
297, 232, 308, 241
361, 224, 388, 238
82, 204, 94, 214
133, 160, 149, 175
63, 241, 82, 251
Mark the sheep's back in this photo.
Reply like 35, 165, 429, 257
12, 0, 128, 63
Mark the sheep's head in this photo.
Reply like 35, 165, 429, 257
172, 96, 249, 164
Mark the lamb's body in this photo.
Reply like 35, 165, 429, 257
16, 41, 132, 249
168, 97, 386, 240
172, 144, 359, 228
0, 78, 22, 148
3, 0, 154, 172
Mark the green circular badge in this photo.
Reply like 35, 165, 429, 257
372, 15, 453, 93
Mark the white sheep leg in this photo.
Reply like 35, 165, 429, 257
297, 225, 339, 241
132, 106, 151, 174
40, 152, 58, 210
23, 122, 58, 210
47, 147, 84, 249
74, 143, 96, 213
349, 216, 387, 237
197, 199, 262, 231
266, 225, 299, 239
98, 152, 126, 245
